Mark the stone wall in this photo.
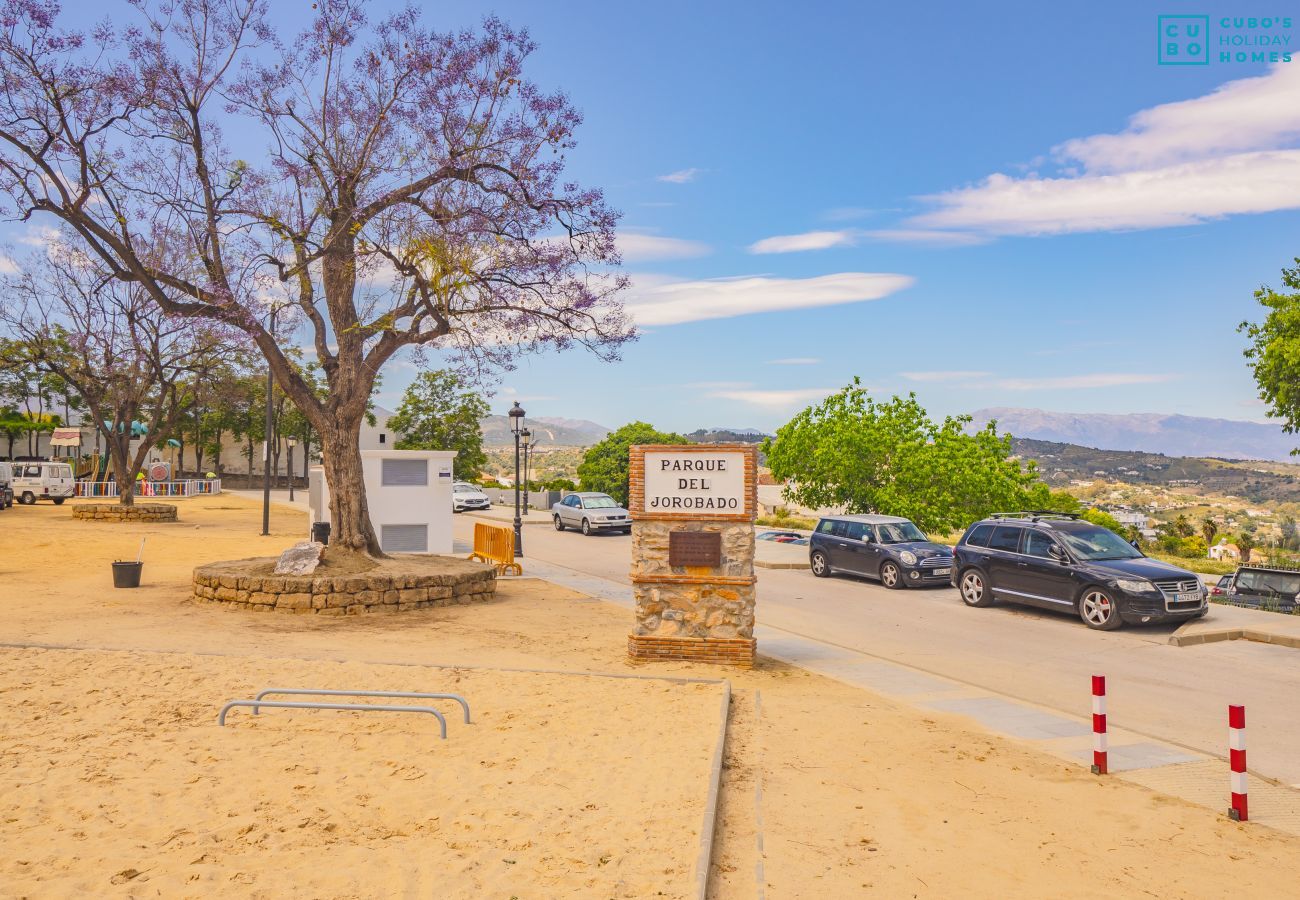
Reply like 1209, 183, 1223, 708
72, 503, 178, 522
192, 559, 496, 615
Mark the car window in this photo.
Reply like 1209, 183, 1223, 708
584, 496, 618, 509
24, 465, 41, 477
965, 524, 994, 547
564, 495, 578, 507
1058, 525, 1143, 561
987, 526, 1023, 553
842, 522, 869, 542
877, 522, 925, 544
1022, 530, 1059, 559
57, 466, 71, 478
816, 519, 837, 535
1235, 570, 1300, 595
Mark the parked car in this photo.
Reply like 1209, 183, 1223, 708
552, 492, 632, 535
451, 481, 491, 512
951, 512, 1206, 630
0, 461, 13, 509
757, 530, 804, 543
1224, 564, 1300, 613
809, 514, 954, 588
10, 460, 75, 505
1210, 574, 1233, 598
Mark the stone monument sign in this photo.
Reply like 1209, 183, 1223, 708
627, 444, 758, 667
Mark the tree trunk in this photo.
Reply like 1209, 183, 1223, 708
110, 433, 135, 507
317, 419, 382, 555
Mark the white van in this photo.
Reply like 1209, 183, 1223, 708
11, 460, 75, 505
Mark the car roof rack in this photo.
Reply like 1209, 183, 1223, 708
988, 511, 1082, 522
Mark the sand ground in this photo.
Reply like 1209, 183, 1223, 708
1, 495, 1299, 898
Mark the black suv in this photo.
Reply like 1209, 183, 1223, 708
809, 514, 954, 588
1224, 564, 1300, 613
951, 512, 1207, 630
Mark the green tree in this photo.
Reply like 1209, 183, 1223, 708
387, 371, 490, 480
1241, 259, 1300, 449
1200, 517, 1219, 548
1172, 514, 1195, 537
1082, 508, 1124, 534
762, 380, 1048, 533
577, 421, 691, 506
1236, 531, 1257, 563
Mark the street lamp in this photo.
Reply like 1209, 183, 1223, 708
509, 402, 526, 557
286, 436, 297, 502
520, 427, 532, 511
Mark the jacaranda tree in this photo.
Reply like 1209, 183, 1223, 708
0, 0, 632, 553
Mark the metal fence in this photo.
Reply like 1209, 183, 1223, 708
75, 479, 222, 498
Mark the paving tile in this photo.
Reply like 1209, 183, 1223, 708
921, 696, 1091, 740
1064, 741, 1200, 772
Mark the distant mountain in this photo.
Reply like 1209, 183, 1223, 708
971, 407, 1299, 462
688, 428, 771, 444
480, 415, 610, 447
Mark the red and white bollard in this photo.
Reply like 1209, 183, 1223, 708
1229, 705, 1248, 822
1091, 675, 1108, 775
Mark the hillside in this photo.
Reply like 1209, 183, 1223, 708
1013, 438, 1300, 506
480, 415, 610, 447
975, 407, 1298, 462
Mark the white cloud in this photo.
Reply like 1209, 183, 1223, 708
767, 357, 821, 366
0, 255, 19, 274
708, 387, 838, 408
616, 232, 711, 261
624, 271, 914, 326
902, 370, 992, 382
991, 373, 1177, 390
657, 168, 702, 184
908, 64, 1300, 236
748, 230, 856, 254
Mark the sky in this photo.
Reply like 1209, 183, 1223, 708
12, 1, 1300, 432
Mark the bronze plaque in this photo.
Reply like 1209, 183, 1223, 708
669, 531, 722, 567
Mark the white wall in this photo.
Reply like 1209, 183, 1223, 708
309, 449, 456, 555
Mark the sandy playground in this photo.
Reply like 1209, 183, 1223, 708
1, 495, 1300, 898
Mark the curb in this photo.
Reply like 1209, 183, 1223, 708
694, 680, 732, 900
1168, 626, 1300, 650
754, 560, 807, 570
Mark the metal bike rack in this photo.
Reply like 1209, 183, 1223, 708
251, 688, 472, 724
218, 699, 448, 739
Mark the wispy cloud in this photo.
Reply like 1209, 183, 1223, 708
616, 232, 711, 261
747, 230, 856, 254
767, 357, 821, 366
992, 373, 1177, 390
0, 255, 19, 274
908, 64, 1300, 236
707, 387, 838, 408
624, 271, 914, 326
902, 370, 992, 382
863, 229, 988, 246
657, 168, 703, 184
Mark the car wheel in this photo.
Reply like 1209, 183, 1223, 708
52, 497, 65, 505
810, 550, 832, 578
1079, 588, 1123, 631
581, 518, 591, 535
20, 491, 35, 505
553, 515, 565, 532
880, 562, 905, 590
621, 528, 632, 535
959, 569, 994, 607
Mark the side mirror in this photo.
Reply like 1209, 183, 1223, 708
1049, 545, 1068, 564
1129, 539, 1140, 549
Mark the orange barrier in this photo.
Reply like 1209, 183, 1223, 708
468, 521, 522, 576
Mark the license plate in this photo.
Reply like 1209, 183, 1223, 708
932, 567, 951, 576
1176, 591, 1200, 604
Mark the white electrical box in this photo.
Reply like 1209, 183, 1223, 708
307, 450, 456, 554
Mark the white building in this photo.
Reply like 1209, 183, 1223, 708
1209, 539, 1241, 562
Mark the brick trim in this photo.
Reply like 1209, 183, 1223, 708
628, 634, 756, 668
631, 573, 757, 587
629, 444, 757, 522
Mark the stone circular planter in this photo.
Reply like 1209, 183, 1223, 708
72, 503, 178, 522
192, 555, 496, 615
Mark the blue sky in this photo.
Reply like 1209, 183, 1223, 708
16, 2, 1300, 432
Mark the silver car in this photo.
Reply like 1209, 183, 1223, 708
552, 492, 632, 535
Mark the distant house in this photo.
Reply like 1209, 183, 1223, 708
1209, 539, 1241, 562
1111, 509, 1149, 529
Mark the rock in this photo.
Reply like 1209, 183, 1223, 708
274, 541, 325, 576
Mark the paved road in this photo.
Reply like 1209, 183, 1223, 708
459, 514, 1300, 787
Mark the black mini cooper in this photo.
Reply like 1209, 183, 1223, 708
952, 512, 1207, 630
809, 514, 954, 588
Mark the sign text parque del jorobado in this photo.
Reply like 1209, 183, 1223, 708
643, 451, 747, 512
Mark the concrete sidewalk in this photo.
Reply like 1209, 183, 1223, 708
494, 549, 1300, 836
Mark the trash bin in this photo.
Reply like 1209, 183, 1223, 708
311, 521, 330, 545
112, 561, 143, 588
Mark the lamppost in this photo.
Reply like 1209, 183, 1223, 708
286, 436, 297, 502
261, 307, 276, 537
520, 427, 532, 511
509, 402, 526, 557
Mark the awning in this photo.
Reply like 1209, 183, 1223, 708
50, 427, 82, 447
